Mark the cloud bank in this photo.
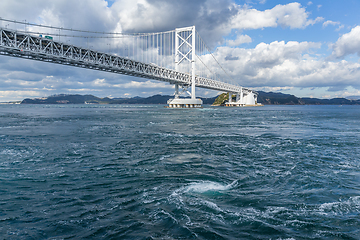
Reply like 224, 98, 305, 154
0, 0, 359, 101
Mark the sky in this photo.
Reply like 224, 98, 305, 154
1, 0, 360, 101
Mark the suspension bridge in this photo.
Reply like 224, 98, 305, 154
0, 18, 259, 107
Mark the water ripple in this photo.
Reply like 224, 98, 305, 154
1, 105, 360, 239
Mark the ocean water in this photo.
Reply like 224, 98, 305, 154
0, 104, 359, 240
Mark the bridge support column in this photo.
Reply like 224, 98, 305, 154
225, 92, 233, 106
234, 92, 241, 107
235, 88, 244, 106
191, 26, 196, 100
167, 26, 202, 108
175, 84, 179, 99
240, 87, 244, 105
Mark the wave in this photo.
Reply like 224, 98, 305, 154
318, 196, 360, 215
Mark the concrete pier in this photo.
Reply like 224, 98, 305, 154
167, 98, 203, 108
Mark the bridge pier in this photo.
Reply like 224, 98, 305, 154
167, 98, 202, 108
225, 88, 260, 107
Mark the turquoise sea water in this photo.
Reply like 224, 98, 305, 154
0, 104, 359, 239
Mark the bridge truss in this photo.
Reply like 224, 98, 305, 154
0, 28, 253, 92
0, 26, 257, 106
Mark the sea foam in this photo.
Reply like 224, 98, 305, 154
184, 180, 238, 193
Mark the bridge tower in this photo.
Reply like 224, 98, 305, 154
167, 26, 203, 108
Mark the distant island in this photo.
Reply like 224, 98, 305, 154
20, 94, 217, 105
257, 91, 360, 105
19, 92, 360, 105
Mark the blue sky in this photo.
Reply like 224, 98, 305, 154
236, 1, 358, 47
1, 0, 360, 101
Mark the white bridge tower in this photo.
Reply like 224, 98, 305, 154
167, 26, 203, 108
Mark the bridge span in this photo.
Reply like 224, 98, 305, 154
0, 26, 258, 107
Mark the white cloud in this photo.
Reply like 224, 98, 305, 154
0, 90, 42, 102
218, 40, 321, 71
335, 25, 345, 31
323, 20, 344, 31
331, 26, 360, 58
341, 87, 360, 98
231, 2, 323, 30
108, 0, 239, 47
0, 1, 323, 49
92, 78, 109, 87
91, 78, 171, 89
323, 20, 340, 27
207, 40, 360, 90
227, 34, 252, 46
255, 86, 294, 92
0, 0, 114, 32
113, 80, 171, 89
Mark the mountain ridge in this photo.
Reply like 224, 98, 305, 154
19, 92, 360, 105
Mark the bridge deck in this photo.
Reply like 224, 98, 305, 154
0, 28, 252, 94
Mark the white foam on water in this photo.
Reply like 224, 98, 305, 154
168, 180, 238, 212
187, 198, 224, 213
184, 180, 238, 193
167, 154, 202, 164
1, 149, 24, 157
318, 196, 360, 215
